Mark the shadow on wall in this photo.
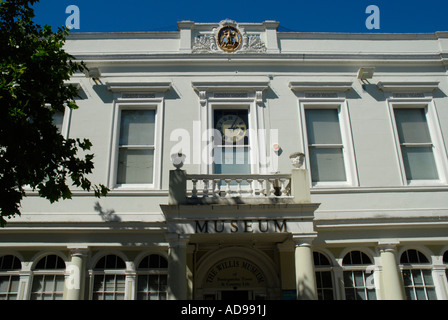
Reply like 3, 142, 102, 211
94, 201, 121, 222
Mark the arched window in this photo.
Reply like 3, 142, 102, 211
400, 249, 436, 300
313, 252, 334, 300
137, 254, 168, 300
0, 255, 21, 300
31, 254, 66, 300
92, 254, 126, 300
342, 250, 376, 300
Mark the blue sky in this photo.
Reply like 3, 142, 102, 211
32, 0, 448, 33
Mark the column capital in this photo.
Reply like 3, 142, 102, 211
67, 245, 89, 257
292, 235, 316, 247
377, 240, 400, 253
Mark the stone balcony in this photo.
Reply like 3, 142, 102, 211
168, 169, 312, 205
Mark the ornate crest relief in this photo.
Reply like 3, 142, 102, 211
192, 20, 267, 54
217, 25, 242, 52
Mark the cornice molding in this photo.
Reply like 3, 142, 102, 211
106, 81, 172, 93
289, 81, 352, 92
192, 81, 270, 93
376, 81, 439, 93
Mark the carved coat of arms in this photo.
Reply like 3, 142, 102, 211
192, 20, 267, 54
217, 26, 242, 52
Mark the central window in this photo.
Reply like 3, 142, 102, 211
213, 109, 251, 175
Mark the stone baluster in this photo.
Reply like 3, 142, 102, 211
225, 179, 232, 197
247, 178, 254, 197
203, 179, 209, 198
257, 178, 265, 197
213, 179, 221, 197
191, 179, 198, 199
236, 179, 242, 197
279, 178, 288, 196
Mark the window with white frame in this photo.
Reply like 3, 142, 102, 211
400, 249, 437, 300
313, 251, 334, 300
302, 104, 356, 186
390, 102, 448, 185
213, 108, 251, 175
137, 254, 168, 300
30, 254, 66, 300
92, 254, 126, 300
393, 107, 438, 181
116, 108, 156, 186
50, 105, 70, 138
0, 255, 21, 300
342, 251, 376, 300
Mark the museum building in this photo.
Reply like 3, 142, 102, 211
1, 20, 448, 300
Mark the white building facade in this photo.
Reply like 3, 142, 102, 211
1, 20, 448, 300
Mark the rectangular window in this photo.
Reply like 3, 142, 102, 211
305, 108, 346, 183
117, 109, 155, 185
213, 109, 251, 175
393, 108, 438, 181
52, 111, 65, 133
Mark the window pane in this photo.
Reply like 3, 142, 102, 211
138, 276, 148, 292
52, 111, 64, 133
119, 110, 155, 145
355, 289, 366, 300
354, 271, 364, 287
214, 147, 250, 174
394, 108, 431, 144
0, 277, 9, 292
405, 287, 416, 300
345, 288, 355, 300
117, 148, 154, 184
343, 271, 354, 286
415, 288, 426, 300
367, 289, 377, 300
305, 109, 342, 145
402, 270, 412, 286
159, 275, 167, 291
422, 270, 433, 285
412, 270, 423, 285
401, 147, 438, 180
426, 288, 437, 300
322, 271, 332, 287
309, 148, 346, 182
9, 277, 19, 293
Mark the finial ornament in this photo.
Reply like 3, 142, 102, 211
289, 152, 305, 168
171, 152, 186, 170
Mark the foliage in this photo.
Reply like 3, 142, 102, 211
0, 0, 108, 226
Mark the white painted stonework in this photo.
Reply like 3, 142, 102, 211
1, 20, 448, 301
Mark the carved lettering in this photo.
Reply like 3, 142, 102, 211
195, 220, 208, 233
274, 219, 287, 232
194, 219, 288, 234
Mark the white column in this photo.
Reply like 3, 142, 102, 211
166, 233, 190, 300
378, 242, 405, 300
293, 237, 317, 300
64, 247, 88, 300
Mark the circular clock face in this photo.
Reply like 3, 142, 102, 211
216, 114, 247, 143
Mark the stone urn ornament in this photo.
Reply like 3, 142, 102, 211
289, 152, 305, 169
171, 152, 186, 170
